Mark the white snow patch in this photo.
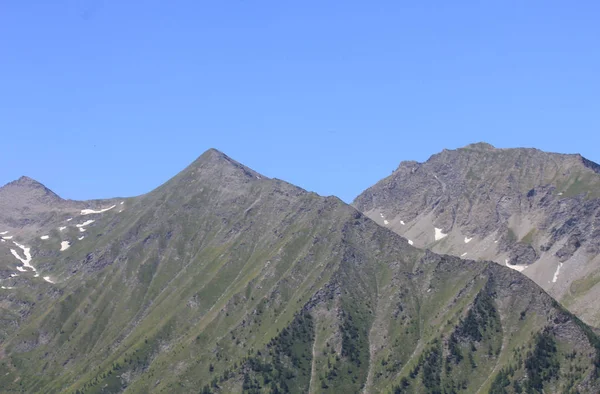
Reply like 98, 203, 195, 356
119, 209, 124, 213
120, 201, 124, 205
400, 220, 405, 225
80, 205, 116, 215
464, 236, 472, 243
76, 220, 95, 228
2, 236, 13, 240
552, 263, 563, 283
408, 239, 414, 245
0, 231, 8, 235
10, 243, 31, 265
427, 288, 432, 293
434, 227, 448, 241
34, 273, 39, 278
1, 239, 4, 243
383, 220, 389, 225
379, 213, 384, 218
557, 192, 563, 196
59, 226, 67, 231
10, 273, 18, 277
461, 253, 468, 257
43, 276, 55, 284
78, 236, 85, 240
79, 228, 86, 232
505, 259, 527, 272
16, 266, 26, 272
60, 241, 71, 251
66, 218, 73, 222
10, 242, 36, 273
494, 240, 498, 243
40, 235, 49, 240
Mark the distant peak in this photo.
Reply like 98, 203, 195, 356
194, 148, 246, 170
0, 175, 63, 203
462, 142, 496, 150
2, 175, 47, 189
179, 148, 267, 182
16, 175, 43, 185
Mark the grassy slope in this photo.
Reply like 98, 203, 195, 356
1, 150, 600, 393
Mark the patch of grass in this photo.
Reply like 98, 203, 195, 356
521, 228, 536, 245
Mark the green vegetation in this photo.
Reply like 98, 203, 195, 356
520, 229, 536, 245
2, 149, 600, 393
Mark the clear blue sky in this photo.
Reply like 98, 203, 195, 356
1, 1, 599, 202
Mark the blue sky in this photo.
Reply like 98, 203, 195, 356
1, 1, 599, 202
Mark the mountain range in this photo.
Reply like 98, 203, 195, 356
0, 146, 599, 393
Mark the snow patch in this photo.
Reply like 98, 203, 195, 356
120, 201, 124, 205
505, 259, 527, 272
10, 242, 36, 273
1, 239, 4, 243
78, 236, 85, 240
2, 236, 13, 240
81, 205, 116, 215
0, 231, 8, 235
79, 228, 86, 232
464, 236, 472, 243
379, 213, 384, 218
1, 286, 14, 290
557, 192, 563, 196
383, 220, 389, 225
10, 273, 18, 277
40, 235, 49, 240
400, 220, 405, 225
552, 263, 563, 283
434, 227, 448, 241
408, 239, 414, 245
60, 241, 71, 251
461, 253, 468, 257
43, 276, 55, 284
16, 266, 26, 272
59, 226, 66, 231
76, 220, 95, 228
66, 218, 73, 222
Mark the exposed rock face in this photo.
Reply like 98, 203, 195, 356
354, 142, 600, 325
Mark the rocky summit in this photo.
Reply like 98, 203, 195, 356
354, 142, 600, 326
1, 148, 600, 393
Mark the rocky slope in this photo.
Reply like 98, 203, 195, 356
1, 148, 600, 393
353, 142, 600, 326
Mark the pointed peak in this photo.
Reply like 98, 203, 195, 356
150, 149, 267, 196
0, 175, 63, 205
192, 148, 261, 176
15, 175, 45, 187
2, 175, 48, 189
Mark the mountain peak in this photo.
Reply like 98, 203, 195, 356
12, 175, 46, 188
461, 142, 496, 150
190, 148, 265, 179
0, 175, 63, 207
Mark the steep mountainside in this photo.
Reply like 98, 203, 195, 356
1, 148, 600, 393
354, 142, 600, 326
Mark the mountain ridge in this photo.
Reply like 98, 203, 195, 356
1, 147, 600, 393
354, 142, 600, 326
